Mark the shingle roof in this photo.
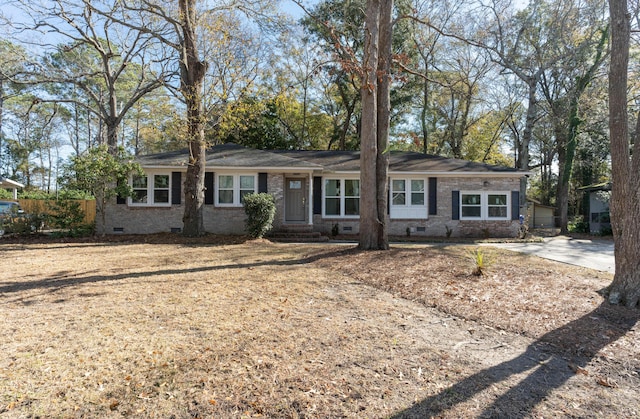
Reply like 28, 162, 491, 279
273, 150, 521, 174
137, 143, 524, 175
137, 143, 322, 169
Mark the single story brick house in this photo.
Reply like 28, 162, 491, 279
105, 143, 530, 238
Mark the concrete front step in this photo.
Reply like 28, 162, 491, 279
269, 228, 329, 242
270, 235, 330, 243
277, 224, 314, 233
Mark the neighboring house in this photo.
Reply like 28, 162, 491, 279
105, 143, 530, 238
0, 177, 24, 200
579, 182, 611, 234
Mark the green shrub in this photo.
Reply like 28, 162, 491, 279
568, 216, 590, 234
0, 189, 12, 199
17, 189, 95, 200
2, 217, 31, 235
243, 193, 276, 239
599, 225, 613, 236
18, 189, 53, 200
57, 190, 95, 200
47, 200, 94, 237
28, 212, 48, 233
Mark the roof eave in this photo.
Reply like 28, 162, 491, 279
388, 170, 531, 177
140, 164, 320, 172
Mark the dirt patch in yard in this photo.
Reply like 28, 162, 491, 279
0, 234, 638, 418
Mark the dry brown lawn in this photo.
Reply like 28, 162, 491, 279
0, 234, 638, 418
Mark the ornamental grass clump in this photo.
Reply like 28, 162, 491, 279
469, 247, 491, 276
243, 193, 276, 238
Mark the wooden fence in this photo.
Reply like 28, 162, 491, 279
18, 199, 96, 225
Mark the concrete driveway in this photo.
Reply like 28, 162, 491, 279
484, 236, 615, 273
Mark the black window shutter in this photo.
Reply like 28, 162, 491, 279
171, 172, 182, 205
204, 172, 214, 205
511, 190, 520, 220
258, 173, 268, 193
452, 190, 460, 220
313, 176, 322, 215
428, 177, 437, 215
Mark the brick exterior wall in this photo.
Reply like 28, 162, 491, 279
269, 173, 286, 229
312, 176, 521, 238
105, 174, 522, 238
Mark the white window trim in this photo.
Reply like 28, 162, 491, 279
215, 173, 257, 207
129, 172, 172, 207
389, 177, 428, 220
460, 191, 510, 221
390, 178, 427, 208
322, 177, 360, 218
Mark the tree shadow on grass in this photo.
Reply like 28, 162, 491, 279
392, 301, 639, 418
0, 247, 352, 298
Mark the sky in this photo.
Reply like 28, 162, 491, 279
280, 0, 317, 20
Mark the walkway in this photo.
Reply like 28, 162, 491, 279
485, 236, 615, 273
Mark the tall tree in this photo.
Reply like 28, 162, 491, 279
271, 30, 333, 149
479, 0, 571, 209
302, 0, 366, 150
98, 0, 277, 236
406, 0, 468, 155
359, 0, 392, 250
0, 40, 28, 177
175, 0, 208, 237
607, 0, 640, 308
538, 9, 608, 233
301, 0, 414, 151
2, 96, 64, 189
6, 0, 172, 152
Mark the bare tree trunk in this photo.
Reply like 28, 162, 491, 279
608, 0, 640, 308
180, 0, 207, 237
359, 0, 392, 250
420, 57, 429, 154
0, 79, 4, 172
359, 0, 380, 250
518, 76, 538, 212
375, 0, 392, 250
555, 124, 570, 233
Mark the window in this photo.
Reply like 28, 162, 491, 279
132, 175, 148, 204
411, 180, 425, 205
391, 179, 425, 207
130, 173, 171, 206
154, 175, 170, 204
344, 179, 360, 215
460, 191, 510, 220
218, 175, 234, 204
390, 178, 427, 219
325, 179, 340, 216
239, 175, 255, 203
461, 193, 482, 218
487, 194, 507, 218
216, 174, 257, 206
392, 180, 406, 205
323, 178, 359, 217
